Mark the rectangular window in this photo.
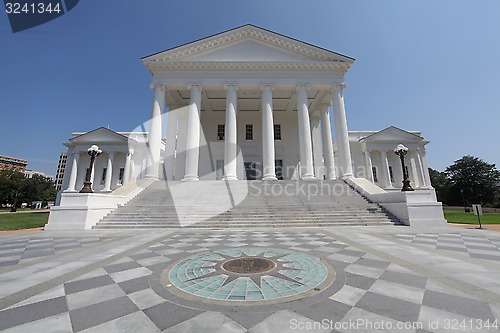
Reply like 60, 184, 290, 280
245, 124, 253, 141
101, 168, 107, 184
217, 124, 225, 141
372, 166, 378, 183
216, 159, 224, 180
389, 166, 394, 182
274, 124, 281, 140
118, 168, 125, 185
275, 159, 283, 180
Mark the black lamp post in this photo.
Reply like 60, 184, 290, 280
394, 144, 414, 192
80, 145, 102, 193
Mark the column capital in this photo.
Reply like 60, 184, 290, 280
295, 83, 310, 92
150, 83, 167, 91
108, 151, 115, 158
319, 102, 332, 109
127, 148, 134, 155
187, 83, 202, 91
260, 84, 274, 92
332, 83, 347, 93
224, 83, 239, 91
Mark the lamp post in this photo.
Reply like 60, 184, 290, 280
80, 145, 102, 193
394, 144, 414, 192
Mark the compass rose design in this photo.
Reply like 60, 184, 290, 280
167, 247, 328, 302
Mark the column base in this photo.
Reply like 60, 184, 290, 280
341, 173, 354, 179
262, 175, 278, 181
144, 175, 159, 180
222, 175, 238, 181
181, 175, 199, 182
300, 174, 316, 180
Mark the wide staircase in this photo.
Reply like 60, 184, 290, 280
94, 180, 400, 229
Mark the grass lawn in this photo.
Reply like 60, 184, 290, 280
0, 212, 48, 230
444, 209, 500, 224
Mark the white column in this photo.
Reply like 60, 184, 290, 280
296, 84, 315, 180
332, 84, 353, 178
146, 84, 166, 179
310, 116, 323, 179
261, 84, 277, 180
381, 150, 393, 188
419, 147, 432, 188
183, 84, 202, 181
319, 103, 336, 180
164, 104, 177, 181
364, 149, 374, 182
123, 149, 133, 185
66, 152, 80, 191
415, 150, 427, 188
103, 152, 114, 191
409, 152, 420, 188
223, 84, 238, 180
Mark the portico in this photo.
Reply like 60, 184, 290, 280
142, 24, 354, 181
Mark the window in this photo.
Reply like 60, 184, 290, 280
372, 166, 378, 183
245, 124, 253, 141
274, 124, 281, 140
275, 159, 283, 180
101, 168, 107, 184
389, 166, 394, 182
217, 124, 225, 141
118, 168, 125, 185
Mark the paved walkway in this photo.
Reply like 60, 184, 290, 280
0, 225, 499, 332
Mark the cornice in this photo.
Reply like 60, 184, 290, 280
144, 61, 351, 72
144, 27, 351, 64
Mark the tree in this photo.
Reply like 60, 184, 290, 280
0, 170, 25, 210
0, 171, 57, 210
445, 155, 500, 207
429, 168, 449, 203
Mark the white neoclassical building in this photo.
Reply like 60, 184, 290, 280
47, 25, 446, 229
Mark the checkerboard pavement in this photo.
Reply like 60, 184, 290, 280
0, 228, 499, 332
394, 233, 500, 262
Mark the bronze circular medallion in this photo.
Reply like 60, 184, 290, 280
222, 257, 276, 274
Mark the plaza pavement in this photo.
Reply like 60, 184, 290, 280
0, 225, 500, 332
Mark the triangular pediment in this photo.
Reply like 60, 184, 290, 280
142, 24, 353, 69
70, 127, 129, 144
362, 126, 423, 142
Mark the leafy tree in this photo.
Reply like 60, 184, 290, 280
444, 155, 500, 207
0, 171, 57, 210
0, 170, 25, 210
429, 168, 449, 203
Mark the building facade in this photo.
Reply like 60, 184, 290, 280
0, 155, 27, 173
49, 24, 446, 229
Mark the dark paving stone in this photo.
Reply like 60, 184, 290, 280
143, 302, 203, 331
337, 249, 366, 257
21, 249, 55, 259
469, 253, 500, 261
118, 275, 150, 294
130, 252, 160, 260
356, 291, 421, 322
353, 258, 391, 269
104, 261, 142, 274
0, 259, 19, 267
437, 239, 465, 245
225, 310, 273, 329
436, 245, 468, 253
64, 275, 115, 294
0, 296, 67, 331
345, 272, 376, 290
69, 296, 139, 332
315, 246, 343, 253
379, 270, 427, 289
295, 299, 351, 324
423, 290, 495, 321
0, 243, 29, 251
412, 240, 437, 245
55, 245, 81, 251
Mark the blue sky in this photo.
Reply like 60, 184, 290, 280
1, 0, 499, 176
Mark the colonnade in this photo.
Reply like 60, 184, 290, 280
147, 83, 353, 181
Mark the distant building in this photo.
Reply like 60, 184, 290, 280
0, 155, 27, 173
54, 153, 67, 191
24, 169, 54, 181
